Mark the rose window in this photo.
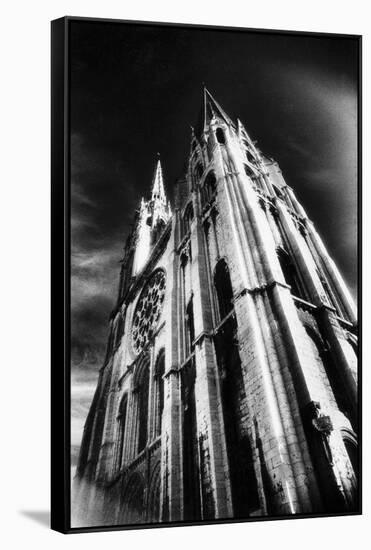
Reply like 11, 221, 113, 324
132, 269, 166, 354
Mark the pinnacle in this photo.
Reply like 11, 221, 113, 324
151, 158, 166, 202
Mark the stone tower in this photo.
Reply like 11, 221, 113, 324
73, 89, 358, 527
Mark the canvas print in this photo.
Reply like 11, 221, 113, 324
62, 18, 360, 530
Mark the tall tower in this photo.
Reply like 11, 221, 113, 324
73, 89, 358, 527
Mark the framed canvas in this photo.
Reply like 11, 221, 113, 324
51, 16, 361, 533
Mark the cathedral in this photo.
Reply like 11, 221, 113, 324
73, 89, 358, 527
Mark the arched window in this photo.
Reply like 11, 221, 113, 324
216, 127, 226, 144
244, 164, 254, 178
154, 350, 165, 437
246, 149, 255, 164
105, 323, 115, 361
114, 393, 128, 472
185, 298, 195, 356
273, 184, 284, 200
114, 311, 125, 348
201, 172, 217, 206
183, 202, 194, 234
135, 355, 150, 454
195, 162, 203, 180
214, 259, 234, 320
277, 247, 305, 299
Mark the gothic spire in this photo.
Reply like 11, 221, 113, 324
151, 157, 166, 203
150, 156, 171, 227
203, 87, 235, 133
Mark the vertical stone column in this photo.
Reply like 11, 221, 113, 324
161, 368, 183, 521
274, 202, 357, 423
269, 284, 356, 508
233, 290, 313, 515
243, 145, 356, 441
95, 347, 133, 481
211, 135, 311, 513
161, 217, 183, 521
316, 311, 358, 427
284, 193, 357, 408
217, 131, 349, 512
120, 371, 134, 465
193, 337, 233, 518
190, 217, 233, 519
147, 344, 156, 442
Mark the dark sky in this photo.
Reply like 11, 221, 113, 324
69, 20, 359, 466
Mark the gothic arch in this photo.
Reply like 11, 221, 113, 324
114, 392, 128, 473
121, 472, 145, 524
214, 258, 234, 321
245, 148, 256, 165
273, 183, 284, 199
185, 296, 195, 356
133, 353, 151, 454
153, 349, 165, 437
201, 171, 217, 207
276, 246, 305, 299
183, 201, 194, 234
133, 352, 151, 386
195, 161, 204, 181
243, 162, 260, 181
216, 127, 226, 144
114, 310, 125, 348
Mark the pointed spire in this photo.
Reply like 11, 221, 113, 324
151, 156, 166, 203
203, 87, 235, 133
194, 87, 235, 138
149, 155, 171, 227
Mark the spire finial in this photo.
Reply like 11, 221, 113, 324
202, 88, 235, 132
149, 156, 172, 226
151, 156, 165, 202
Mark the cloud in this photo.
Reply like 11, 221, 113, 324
256, 64, 358, 300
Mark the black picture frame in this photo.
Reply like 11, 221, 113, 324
51, 16, 362, 534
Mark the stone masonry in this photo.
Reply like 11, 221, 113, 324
73, 89, 358, 528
